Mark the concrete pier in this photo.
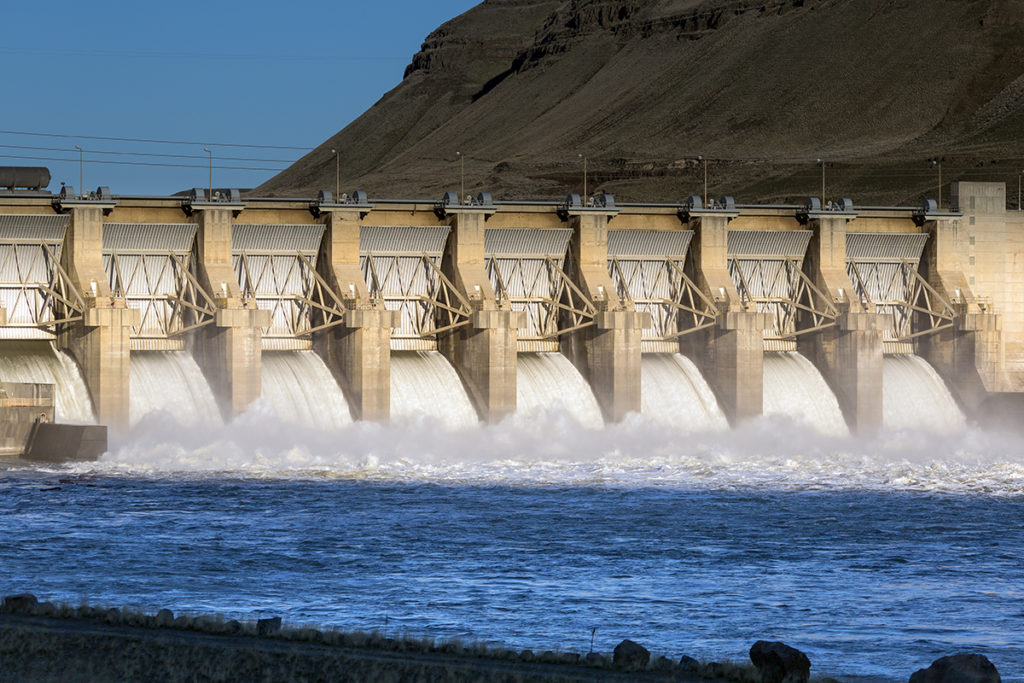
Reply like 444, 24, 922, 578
682, 210, 765, 425
56, 201, 137, 430
314, 206, 397, 422
561, 202, 647, 423
799, 211, 885, 434
190, 203, 269, 420
438, 204, 520, 422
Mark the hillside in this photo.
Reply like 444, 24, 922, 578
257, 0, 1024, 207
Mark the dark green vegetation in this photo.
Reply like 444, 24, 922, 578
258, 0, 1024, 206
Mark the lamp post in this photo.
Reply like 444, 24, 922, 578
330, 148, 339, 200
74, 145, 83, 198
816, 158, 825, 205
456, 151, 464, 203
578, 154, 588, 198
203, 148, 213, 201
1018, 170, 1022, 212
930, 159, 942, 209
698, 155, 708, 205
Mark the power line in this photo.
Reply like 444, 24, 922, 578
0, 143, 294, 164
0, 130, 313, 151
0, 153, 283, 172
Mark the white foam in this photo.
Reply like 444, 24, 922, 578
642, 353, 728, 432
763, 352, 849, 436
517, 352, 604, 429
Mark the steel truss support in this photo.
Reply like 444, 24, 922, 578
486, 254, 596, 341
847, 259, 956, 341
730, 256, 838, 341
364, 252, 473, 340
608, 255, 717, 341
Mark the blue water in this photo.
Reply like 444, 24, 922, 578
2, 414, 1023, 681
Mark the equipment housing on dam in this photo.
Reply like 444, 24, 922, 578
0, 175, 1020, 434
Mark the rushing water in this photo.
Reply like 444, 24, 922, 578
0, 342, 94, 423
130, 351, 222, 427
763, 352, 849, 436
641, 353, 728, 432
391, 350, 479, 430
517, 352, 604, 428
883, 354, 966, 433
261, 351, 353, 429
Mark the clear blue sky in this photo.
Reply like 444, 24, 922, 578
1, 0, 480, 195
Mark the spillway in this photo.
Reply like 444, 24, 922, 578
0, 342, 95, 423
261, 351, 354, 429
763, 352, 849, 436
641, 353, 728, 432
517, 352, 604, 428
882, 354, 966, 432
391, 350, 479, 430
130, 352, 222, 427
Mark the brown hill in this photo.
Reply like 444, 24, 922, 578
257, 0, 1024, 207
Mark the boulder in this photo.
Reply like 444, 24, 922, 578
750, 641, 811, 683
257, 616, 282, 636
909, 654, 1001, 683
679, 655, 701, 672
155, 609, 174, 627
1, 593, 38, 614
613, 639, 651, 669
585, 652, 608, 666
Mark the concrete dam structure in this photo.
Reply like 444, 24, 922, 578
0, 179, 1020, 435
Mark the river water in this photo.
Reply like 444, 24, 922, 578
1, 412, 1022, 681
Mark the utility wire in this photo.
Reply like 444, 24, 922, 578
0, 143, 294, 164
0, 130, 312, 151
0, 153, 282, 172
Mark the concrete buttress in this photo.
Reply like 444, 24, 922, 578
917, 216, 1002, 413
57, 203, 138, 431
681, 213, 765, 424
314, 208, 398, 422
438, 209, 521, 422
191, 205, 270, 420
561, 211, 646, 422
799, 215, 885, 434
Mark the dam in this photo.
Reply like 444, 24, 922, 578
0, 176, 1020, 435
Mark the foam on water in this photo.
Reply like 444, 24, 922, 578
763, 352, 848, 436
883, 354, 966, 433
390, 350, 479, 430
641, 353, 728, 432
130, 351, 221, 427
261, 351, 353, 429
517, 352, 604, 429
0, 341, 94, 423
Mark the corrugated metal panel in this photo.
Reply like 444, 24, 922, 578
485, 228, 572, 258
233, 224, 325, 254
0, 215, 68, 242
728, 230, 812, 258
103, 223, 196, 253
360, 226, 450, 256
0, 327, 54, 340
846, 233, 929, 262
608, 230, 693, 258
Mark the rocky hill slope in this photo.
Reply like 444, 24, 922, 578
258, 0, 1024, 206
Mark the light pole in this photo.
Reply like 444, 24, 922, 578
74, 145, 83, 197
816, 158, 825, 205
203, 148, 213, 201
456, 151, 464, 203
930, 159, 942, 209
698, 155, 707, 205
330, 148, 339, 200
1018, 170, 1022, 212
578, 154, 588, 198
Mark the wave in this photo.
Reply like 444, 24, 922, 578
25, 404, 1023, 496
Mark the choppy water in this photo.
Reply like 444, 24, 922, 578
1, 412, 1023, 681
